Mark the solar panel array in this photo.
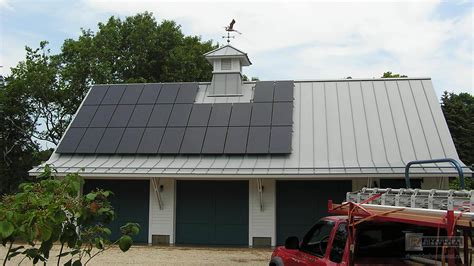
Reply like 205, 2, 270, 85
56, 81, 294, 154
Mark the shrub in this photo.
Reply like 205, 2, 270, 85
0, 165, 139, 265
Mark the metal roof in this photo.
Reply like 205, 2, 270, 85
204, 45, 252, 66
30, 78, 471, 178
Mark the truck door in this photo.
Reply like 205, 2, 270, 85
289, 220, 335, 265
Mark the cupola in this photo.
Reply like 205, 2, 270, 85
204, 45, 251, 96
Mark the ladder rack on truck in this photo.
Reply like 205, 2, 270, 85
328, 158, 473, 266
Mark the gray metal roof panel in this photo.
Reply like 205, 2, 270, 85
34, 79, 471, 177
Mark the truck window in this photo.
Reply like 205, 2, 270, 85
354, 221, 454, 264
330, 223, 348, 263
300, 220, 335, 257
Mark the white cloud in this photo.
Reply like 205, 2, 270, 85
81, 0, 472, 95
1, 0, 472, 96
0, 0, 12, 10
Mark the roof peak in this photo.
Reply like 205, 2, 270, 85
204, 45, 251, 66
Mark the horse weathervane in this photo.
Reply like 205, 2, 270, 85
222, 19, 241, 44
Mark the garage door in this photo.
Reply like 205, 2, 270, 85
380, 178, 421, 189
83, 179, 149, 243
176, 181, 248, 245
276, 180, 351, 245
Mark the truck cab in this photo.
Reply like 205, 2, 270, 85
270, 216, 348, 266
270, 216, 460, 266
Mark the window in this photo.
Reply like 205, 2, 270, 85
330, 223, 348, 263
221, 59, 232, 70
300, 220, 335, 257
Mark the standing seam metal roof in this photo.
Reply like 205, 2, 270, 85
30, 78, 471, 177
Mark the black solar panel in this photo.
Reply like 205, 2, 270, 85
250, 103, 272, 126
101, 85, 126, 105
58, 81, 294, 155
157, 84, 180, 103
137, 128, 165, 153
147, 104, 173, 127
208, 103, 232, 126
71, 105, 98, 127
56, 128, 86, 153
253, 81, 274, 102
175, 83, 198, 103
180, 127, 206, 154
201, 127, 227, 154
108, 105, 134, 127
75, 128, 106, 153
188, 104, 212, 127
247, 127, 270, 153
270, 126, 292, 153
229, 103, 252, 127
128, 105, 153, 127
138, 84, 162, 104
274, 81, 294, 102
224, 127, 249, 154
83, 85, 108, 105
272, 102, 293, 126
158, 127, 185, 154
119, 84, 144, 105
96, 128, 125, 153
89, 105, 116, 127
116, 128, 145, 153
167, 104, 192, 127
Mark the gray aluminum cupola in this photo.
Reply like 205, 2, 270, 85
204, 45, 251, 95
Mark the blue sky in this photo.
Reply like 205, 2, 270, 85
1, 0, 473, 97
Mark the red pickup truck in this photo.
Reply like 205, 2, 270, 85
269, 216, 461, 266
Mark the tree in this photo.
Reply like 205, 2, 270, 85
7, 41, 68, 146
0, 166, 140, 265
441, 92, 473, 168
381, 71, 407, 78
0, 74, 47, 195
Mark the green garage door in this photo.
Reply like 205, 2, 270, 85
83, 179, 149, 243
176, 181, 248, 245
380, 179, 421, 189
276, 180, 352, 245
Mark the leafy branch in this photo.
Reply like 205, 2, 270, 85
0, 165, 140, 265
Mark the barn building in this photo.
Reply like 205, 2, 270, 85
30, 45, 471, 246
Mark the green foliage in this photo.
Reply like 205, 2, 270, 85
0, 70, 53, 195
382, 71, 407, 78
242, 75, 259, 81
0, 166, 140, 265
441, 92, 474, 189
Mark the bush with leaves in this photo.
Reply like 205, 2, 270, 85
0, 165, 140, 265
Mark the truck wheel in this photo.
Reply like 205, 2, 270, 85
269, 257, 284, 266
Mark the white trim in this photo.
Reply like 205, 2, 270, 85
148, 177, 175, 245
248, 179, 276, 247
38, 172, 465, 179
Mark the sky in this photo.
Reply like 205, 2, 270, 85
0, 0, 473, 97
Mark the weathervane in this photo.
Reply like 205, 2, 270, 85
222, 19, 241, 44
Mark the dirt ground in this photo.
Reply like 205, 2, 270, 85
0, 244, 273, 265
